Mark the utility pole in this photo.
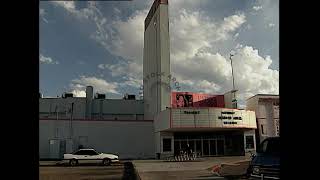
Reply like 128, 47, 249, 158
229, 53, 237, 109
229, 54, 235, 91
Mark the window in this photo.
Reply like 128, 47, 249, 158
260, 138, 280, 154
245, 136, 255, 149
74, 150, 84, 155
163, 138, 172, 152
261, 124, 265, 134
74, 150, 98, 155
222, 112, 235, 114
87, 150, 99, 155
261, 140, 268, 152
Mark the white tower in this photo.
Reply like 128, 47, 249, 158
143, 0, 171, 120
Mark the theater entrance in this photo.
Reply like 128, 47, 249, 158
174, 135, 225, 156
173, 131, 244, 157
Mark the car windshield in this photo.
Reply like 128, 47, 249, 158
72, 149, 100, 155
259, 138, 280, 154
92, 150, 99, 155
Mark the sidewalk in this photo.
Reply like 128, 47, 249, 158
132, 156, 250, 180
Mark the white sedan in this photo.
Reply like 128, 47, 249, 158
64, 148, 119, 166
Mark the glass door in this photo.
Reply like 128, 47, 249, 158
188, 140, 195, 154
203, 140, 209, 156
174, 140, 181, 156
195, 140, 202, 156
209, 140, 217, 156
217, 139, 225, 156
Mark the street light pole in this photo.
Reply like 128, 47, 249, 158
229, 54, 235, 91
229, 53, 237, 109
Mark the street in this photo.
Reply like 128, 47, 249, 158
39, 162, 138, 180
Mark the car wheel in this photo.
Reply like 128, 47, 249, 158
102, 159, 111, 166
69, 159, 78, 166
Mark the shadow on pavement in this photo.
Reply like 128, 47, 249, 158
122, 162, 140, 180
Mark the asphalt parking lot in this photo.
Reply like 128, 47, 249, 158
39, 161, 138, 180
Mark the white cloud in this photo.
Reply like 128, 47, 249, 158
169, 0, 210, 13
78, 61, 85, 65
40, 54, 59, 65
104, 63, 127, 77
114, 7, 121, 14
268, 23, 275, 28
170, 10, 246, 61
52, 1, 76, 12
40, 8, 45, 16
253, 6, 262, 11
256, 0, 279, 28
39, 8, 49, 23
70, 76, 119, 95
172, 45, 279, 107
98, 61, 143, 88
103, 10, 148, 62
98, 64, 105, 69
221, 13, 246, 32
51, 1, 99, 20
71, 89, 86, 97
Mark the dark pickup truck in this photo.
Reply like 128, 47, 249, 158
247, 137, 280, 179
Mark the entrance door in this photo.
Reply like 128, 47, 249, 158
188, 140, 195, 154
49, 139, 60, 159
195, 140, 202, 156
203, 140, 209, 156
181, 140, 188, 152
174, 140, 180, 156
217, 139, 225, 155
209, 140, 217, 156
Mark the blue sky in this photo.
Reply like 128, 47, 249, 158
40, 0, 279, 107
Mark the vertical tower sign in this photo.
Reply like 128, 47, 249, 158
143, 0, 171, 120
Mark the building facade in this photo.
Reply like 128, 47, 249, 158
154, 106, 257, 159
246, 94, 279, 144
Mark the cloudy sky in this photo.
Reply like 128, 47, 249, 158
40, 0, 279, 108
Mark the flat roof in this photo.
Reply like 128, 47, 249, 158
40, 97, 142, 101
41, 97, 85, 99
246, 94, 279, 101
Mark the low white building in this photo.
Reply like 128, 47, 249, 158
246, 94, 279, 144
39, 86, 155, 159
